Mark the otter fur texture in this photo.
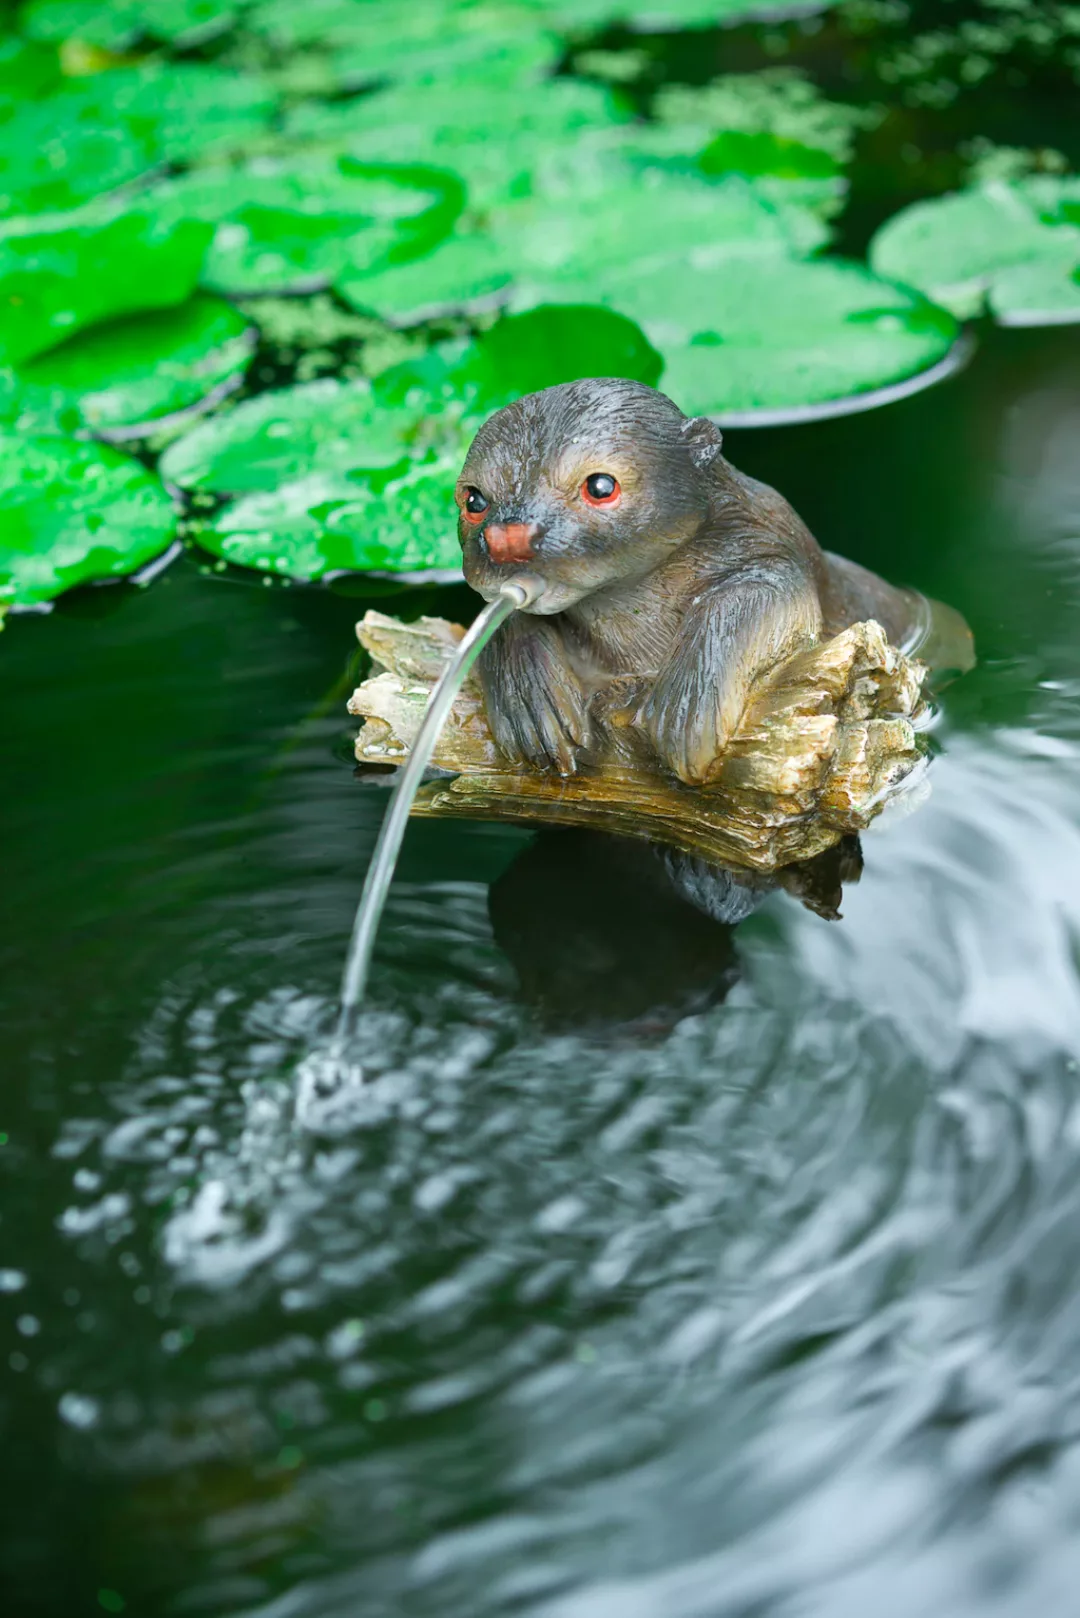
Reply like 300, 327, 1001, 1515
456, 377, 920, 784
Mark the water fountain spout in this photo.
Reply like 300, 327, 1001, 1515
325, 580, 534, 1072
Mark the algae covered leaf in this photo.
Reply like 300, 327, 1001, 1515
0, 433, 176, 606
0, 208, 212, 367
159, 377, 427, 494
2, 294, 254, 437
869, 178, 1080, 324
145, 156, 464, 296
536, 255, 961, 419
22, 0, 242, 49
193, 460, 465, 580
0, 64, 277, 219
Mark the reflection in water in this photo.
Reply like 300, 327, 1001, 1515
489, 829, 863, 1032
5, 329, 1080, 1618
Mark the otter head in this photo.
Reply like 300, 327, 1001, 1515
455, 378, 722, 615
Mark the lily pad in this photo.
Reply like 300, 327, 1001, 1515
341, 172, 826, 325
2, 294, 254, 437
699, 130, 840, 182
0, 209, 212, 367
252, 0, 558, 87
192, 460, 464, 579
538, 255, 960, 418
0, 63, 277, 220
653, 70, 867, 166
0, 432, 176, 606
21, 0, 241, 49
283, 77, 631, 212
159, 376, 429, 494
869, 177, 1080, 323
145, 156, 463, 295
339, 229, 517, 325
642, 69, 868, 219
372, 304, 663, 411
0, 34, 61, 112
453, 305, 663, 407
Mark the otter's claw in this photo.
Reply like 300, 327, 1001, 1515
477, 615, 591, 777
489, 692, 590, 776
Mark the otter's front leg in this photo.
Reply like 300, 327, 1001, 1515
477, 612, 592, 776
643, 569, 821, 786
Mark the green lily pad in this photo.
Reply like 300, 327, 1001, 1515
0, 209, 212, 367
372, 303, 662, 409
193, 460, 463, 579
22, 0, 241, 49
869, 177, 1080, 322
699, 130, 840, 182
2, 293, 254, 436
159, 376, 432, 494
341, 172, 825, 325
0, 63, 277, 220
252, 0, 558, 86
340, 229, 517, 325
540, 256, 959, 418
642, 69, 867, 219
988, 257, 1080, 326
0, 34, 61, 112
653, 70, 867, 166
0, 432, 176, 606
145, 156, 463, 295
284, 77, 631, 212
454, 305, 663, 407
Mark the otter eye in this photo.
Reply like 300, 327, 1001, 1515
462, 486, 489, 525
582, 472, 621, 507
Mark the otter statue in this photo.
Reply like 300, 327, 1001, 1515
455, 377, 954, 784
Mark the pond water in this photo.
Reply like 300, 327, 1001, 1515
5, 316, 1080, 1617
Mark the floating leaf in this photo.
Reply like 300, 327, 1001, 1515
252, 0, 558, 88
145, 156, 463, 295
341, 172, 825, 325
540, 256, 960, 418
988, 257, 1080, 326
869, 177, 1080, 322
339, 230, 517, 325
2, 294, 254, 436
193, 461, 463, 579
0, 209, 211, 367
453, 305, 663, 407
0, 34, 61, 113
0, 64, 277, 219
284, 77, 631, 212
653, 69, 867, 167
0, 432, 176, 606
640, 69, 869, 219
699, 130, 840, 182
22, 0, 241, 49
160, 377, 428, 494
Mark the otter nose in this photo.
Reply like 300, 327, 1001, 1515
483, 521, 538, 564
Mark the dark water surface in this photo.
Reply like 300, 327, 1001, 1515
5, 324, 1080, 1618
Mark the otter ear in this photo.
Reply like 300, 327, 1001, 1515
681, 415, 723, 470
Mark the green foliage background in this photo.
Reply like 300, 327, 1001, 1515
1, 0, 1078, 605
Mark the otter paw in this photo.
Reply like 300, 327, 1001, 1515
488, 689, 591, 777
643, 689, 735, 787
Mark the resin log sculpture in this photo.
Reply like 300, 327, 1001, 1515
347, 610, 931, 875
